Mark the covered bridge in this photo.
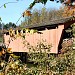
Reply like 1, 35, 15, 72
4, 16, 75, 53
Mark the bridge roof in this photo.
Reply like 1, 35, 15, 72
23, 16, 75, 30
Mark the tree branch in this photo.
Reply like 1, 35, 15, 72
0, 2, 18, 8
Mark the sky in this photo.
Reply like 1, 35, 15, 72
0, 0, 62, 25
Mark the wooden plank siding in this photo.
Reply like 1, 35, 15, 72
3, 16, 75, 53
4, 24, 64, 53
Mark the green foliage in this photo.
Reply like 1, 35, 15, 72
0, 37, 3, 43
0, 17, 2, 22
72, 23, 75, 37
20, 7, 63, 27
3, 22, 16, 29
28, 0, 64, 9
28, 47, 75, 75
61, 38, 73, 54
23, 38, 75, 75
28, 1, 36, 9
40, 0, 47, 4
0, 38, 75, 75
4, 4, 6, 8
0, 56, 27, 75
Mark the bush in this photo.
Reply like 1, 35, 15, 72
0, 40, 75, 75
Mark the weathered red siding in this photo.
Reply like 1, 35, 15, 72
4, 24, 65, 53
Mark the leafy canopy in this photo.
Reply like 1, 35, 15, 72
28, 0, 64, 9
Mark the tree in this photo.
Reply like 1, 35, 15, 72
20, 7, 63, 27
0, 22, 2, 29
40, 7, 47, 23
28, 0, 64, 9
31, 9, 40, 24
3, 22, 16, 30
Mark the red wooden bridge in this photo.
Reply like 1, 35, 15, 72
4, 15, 75, 53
